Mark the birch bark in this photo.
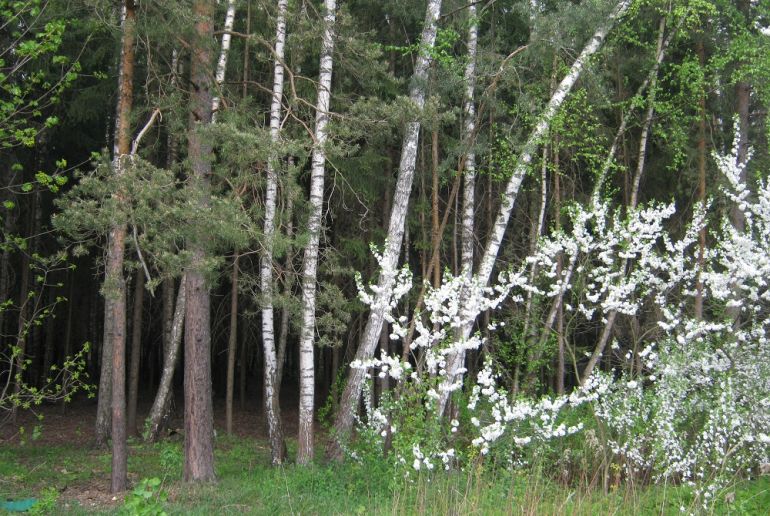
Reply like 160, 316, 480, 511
298, 0, 336, 465
261, 0, 289, 465
329, 0, 443, 459
439, 3, 479, 416
436, 0, 633, 408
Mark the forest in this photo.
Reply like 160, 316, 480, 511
1, 0, 770, 513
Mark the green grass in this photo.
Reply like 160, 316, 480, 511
1, 437, 768, 515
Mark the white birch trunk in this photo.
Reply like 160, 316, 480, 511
329, 0, 443, 459
440, 0, 633, 406
297, 0, 336, 465
211, 0, 236, 122
439, 4, 479, 416
144, 281, 186, 442
261, 0, 288, 465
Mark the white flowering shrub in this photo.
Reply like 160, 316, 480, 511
348, 134, 769, 507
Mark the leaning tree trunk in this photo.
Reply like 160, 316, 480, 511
437, 0, 633, 406
581, 14, 667, 385
297, 0, 336, 465
144, 281, 185, 442
329, 0, 443, 460
438, 4, 479, 416
183, 0, 216, 483
260, 0, 289, 465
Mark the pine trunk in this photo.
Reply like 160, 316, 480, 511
183, 0, 216, 482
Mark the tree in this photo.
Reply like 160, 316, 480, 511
102, 0, 137, 493
261, 0, 289, 465
298, 0, 337, 465
329, 0, 444, 460
183, 0, 216, 482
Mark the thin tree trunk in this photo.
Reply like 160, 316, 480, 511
226, 257, 238, 436
11, 238, 31, 424
477, 0, 632, 290
184, 0, 216, 482
329, 0, 443, 460
431, 129, 441, 288
144, 281, 186, 442
261, 0, 289, 465
298, 0, 336, 465
694, 38, 707, 320
554, 145, 565, 395
127, 270, 144, 435
438, 3, 479, 415
210, 0, 236, 122
276, 186, 293, 393
581, 15, 667, 385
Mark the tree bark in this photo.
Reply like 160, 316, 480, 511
329, 0, 443, 460
226, 257, 238, 436
144, 281, 185, 442
276, 186, 294, 393
102, 0, 137, 493
438, 3, 479, 415
261, 0, 289, 465
183, 0, 216, 483
210, 0, 236, 122
127, 269, 144, 435
298, 0, 336, 465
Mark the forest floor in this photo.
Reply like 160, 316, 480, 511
1, 399, 769, 514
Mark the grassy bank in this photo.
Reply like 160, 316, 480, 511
1, 436, 768, 514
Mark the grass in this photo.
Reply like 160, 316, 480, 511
1, 436, 768, 514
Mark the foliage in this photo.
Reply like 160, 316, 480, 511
348, 132, 770, 512
121, 477, 168, 516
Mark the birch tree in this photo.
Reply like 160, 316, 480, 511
297, 0, 336, 465
437, 0, 634, 412
329, 0, 443, 460
261, 0, 289, 465
440, 3, 479, 417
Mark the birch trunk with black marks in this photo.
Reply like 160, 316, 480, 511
438, 4, 479, 416
261, 0, 289, 465
298, 0, 336, 465
436, 0, 633, 406
210, 0, 236, 123
329, 0, 443, 459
